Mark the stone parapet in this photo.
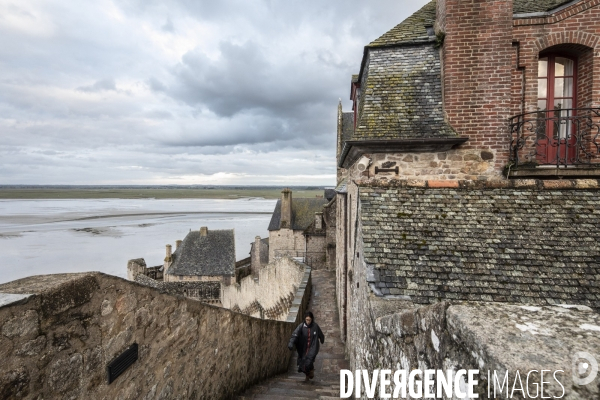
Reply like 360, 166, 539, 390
222, 257, 310, 321
363, 301, 600, 399
355, 177, 600, 190
0, 272, 302, 399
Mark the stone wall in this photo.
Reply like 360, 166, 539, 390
0, 271, 309, 399
344, 149, 499, 182
305, 235, 326, 269
134, 274, 221, 305
250, 237, 269, 278
235, 257, 252, 283
222, 257, 309, 321
268, 228, 305, 261
347, 294, 600, 399
323, 199, 337, 270
335, 192, 349, 342
340, 178, 600, 398
127, 258, 163, 281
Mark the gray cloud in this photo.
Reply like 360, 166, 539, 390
77, 78, 117, 93
0, 0, 429, 185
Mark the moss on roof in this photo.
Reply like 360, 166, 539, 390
369, 0, 436, 48
268, 198, 328, 231
369, 0, 579, 48
359, 185, 600, 309
513, 0, 575, 14
341, 112, 354, 145
352, 45, 455, 141
168, 229, 235, 277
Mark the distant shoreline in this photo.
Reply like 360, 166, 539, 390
0, 186, 328, 200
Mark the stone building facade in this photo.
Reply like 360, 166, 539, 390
165, 226, 235, 285
335, 0, 600, 397
249, 236, 269, 278
127, 226, 236, 305
267, 188, 336, 270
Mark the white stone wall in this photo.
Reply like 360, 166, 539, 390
268, 228, 305, 260
305, 235, 326, 269
164, 274, 226, 283
222, 257, 306, 321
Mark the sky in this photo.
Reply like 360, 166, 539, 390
0, 0, 429, 186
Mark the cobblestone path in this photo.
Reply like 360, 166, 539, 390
236, 269, 349, 399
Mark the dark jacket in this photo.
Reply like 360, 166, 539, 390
288, 322, 325, 373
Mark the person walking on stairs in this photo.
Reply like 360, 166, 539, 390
288, 311, 325, 382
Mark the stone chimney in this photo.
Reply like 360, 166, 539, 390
252, 236, 262, 277
164, 244, 172, 271
315, 212, 323, 230
280, 188, 292, 229
175, 239, 182, 249
435, 0, 513, 153
200, 226, 208, 237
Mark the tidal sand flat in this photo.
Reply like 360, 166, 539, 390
0, 198, 276, 284
0, 186, 325, 199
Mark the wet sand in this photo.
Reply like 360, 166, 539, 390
0, 198, 276, 284
0, 188, 326, 199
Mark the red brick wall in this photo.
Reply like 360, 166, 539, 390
512, 0, 600, 113
437, 0, 600, 170
438, 0, 514, 171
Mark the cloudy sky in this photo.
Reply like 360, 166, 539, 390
0, 0, 428, 185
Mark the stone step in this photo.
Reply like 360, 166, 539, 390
237, 270, 347, 400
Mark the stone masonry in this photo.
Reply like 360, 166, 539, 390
236, 270, 350, 400
0, 270, 311, 399
222, 257, 308, 320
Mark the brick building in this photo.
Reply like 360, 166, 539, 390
336, 0, 600, 397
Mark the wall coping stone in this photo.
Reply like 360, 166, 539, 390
355, 178, 600, 190
0, 293, 33, 309
0, 271, 312, 398
286, 265, 312, 324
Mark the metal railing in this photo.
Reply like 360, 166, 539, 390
509, 108, 600, 167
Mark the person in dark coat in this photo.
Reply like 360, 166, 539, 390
288, 311, 325, 382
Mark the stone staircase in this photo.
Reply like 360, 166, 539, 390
236, 270, 349, 399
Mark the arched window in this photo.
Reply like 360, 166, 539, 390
538, 55, 576, 113
537, 54, 577, 163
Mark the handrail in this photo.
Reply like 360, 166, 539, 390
509, 108, 600, 167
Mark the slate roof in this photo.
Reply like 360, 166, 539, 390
352, 44, 455, 141
369, 0, 436, 48
324, 188, 336, 201
167, 229, 235, 277
268, 198, 328, 231
359, 185, 600, 309
341, 112, 354, 145
369, 1, 578, 49
513, 0, 575, 14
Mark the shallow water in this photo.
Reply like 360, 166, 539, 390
0, 198, 276, 284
